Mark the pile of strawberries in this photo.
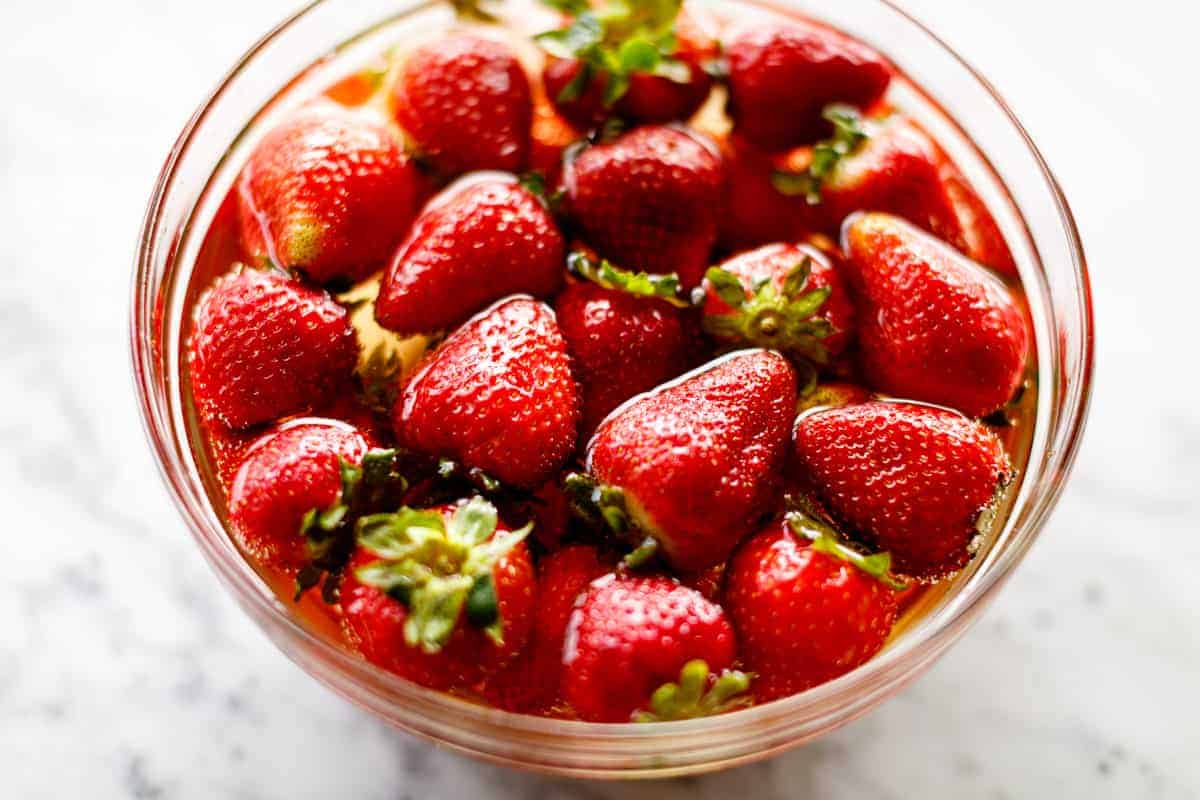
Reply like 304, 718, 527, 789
188, 0, 1030, 722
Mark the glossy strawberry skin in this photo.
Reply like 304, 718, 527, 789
725, 519, 899, 701
555, 282, 701, 442
792, 401, 1011, 579
237, 102, 423, 284
228, 421, 369, 571
394, 35, 532, 176
565, 125, 724, 288
562, 574, 737, 722
395, 298, 580, 489
842, 213, 1028, 417
703, 242, 857, 358
587, 350, 798, 571
189, 268, 357, 430
727, 21, 892, 150
375, 179, 566, 336
821, 117, 969, 257
341, 528, 535, 691
483, 545, 609, 714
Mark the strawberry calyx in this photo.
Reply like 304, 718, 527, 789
563, 472, 631, 535
354, 497, 532, 652
536, 0, 690, 106
632, 660, 753, 722
702, 257, 834, 368
784, 501, 908, 591
771, 105, 872, 204
295, 449, 409, 602
567, 251, 693, 308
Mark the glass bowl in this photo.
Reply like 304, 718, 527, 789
130, 0, 1094, 779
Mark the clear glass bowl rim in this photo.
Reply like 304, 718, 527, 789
130, 0, 1095, 778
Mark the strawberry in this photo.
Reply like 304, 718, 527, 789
374, 177, 566, 336
792, 401, 1011, 580
393, 35, 532, 176
395, 297, 580, 489
539, 6, 717, 129
555, 261, 700, 441
702, 242, 856, 365
562, 574, 747, 722
565, 125, 724, 288
237, 101, 423, 284
341, 497, 536, 689
483, 545, 609, 714
842, 213, 1028, 417
725, 515, 900, 701
579, 350, 797, 571
228, 421, 369, 571
772, 113, 1017, 273
189, 267, 357, 430
727, 21, 892, 150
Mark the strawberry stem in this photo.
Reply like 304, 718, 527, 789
567, 251, 693, 308
633, 660, 753, 722
771, 105, 872, 204
535, 0, 688, 108
785, 505, 908, 591
354, 497, 532, 651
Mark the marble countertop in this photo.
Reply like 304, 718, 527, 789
1, 0, 1196, 797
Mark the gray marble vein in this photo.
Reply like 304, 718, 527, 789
1, 0, 1197, 797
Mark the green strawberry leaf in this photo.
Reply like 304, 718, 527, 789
535, 0, 686, 107
772, 105, 872, 204
633, 660, 753, 722
568, 251, 692, 307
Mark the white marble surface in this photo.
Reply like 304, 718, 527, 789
1, 0, 1197, 797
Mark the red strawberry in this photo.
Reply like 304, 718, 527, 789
702, 242, 856, 363
541, 8, 717, 129
937, 158, 1018, 276
562, 574, 746, 722
842, 213, 1028, 417
237, 101, 423, 284
374, 178, 566, 336
341, 497, 536, 690
565, 125, 724, 288
228, 420, 369, 571
189, 267, 357, 430
716, 134, 821, 251
395, 297, 580, 489
582, 350, 797, 571
483, 545, 609, 714
820, 116, 968, 251
393, 35, 532, 176
555, 278, 700, 442
772, 114, 1016, 274
792, 401, 1012, 579
727, 21, 892, 150
725, 515, 900, 700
